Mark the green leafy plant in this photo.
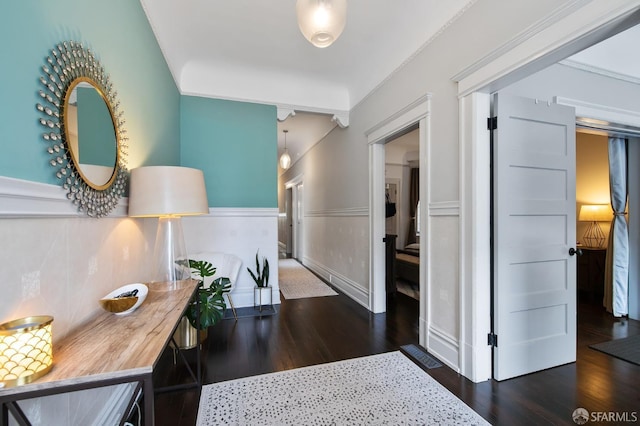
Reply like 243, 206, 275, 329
247, 250, 270, 288
186, 259, 231, 330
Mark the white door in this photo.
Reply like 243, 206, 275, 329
493, 94, 577, 381
294, 183, 304, 261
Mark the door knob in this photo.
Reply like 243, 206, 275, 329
569, 247, 583, 256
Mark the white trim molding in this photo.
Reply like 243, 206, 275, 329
306, 207, 368, 217
206, 207, 279, 218
303, 256, 369, 309
454, 0, 640, 96
428, 201, 460, 217
559, 59, 640, 87
554, 96, 640, 129
366, 95, 431, 142
0, 176, 128, 218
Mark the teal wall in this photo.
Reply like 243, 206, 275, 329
1, 0, 180, 185
180, 96, 277, 208
77, 87, 116, 167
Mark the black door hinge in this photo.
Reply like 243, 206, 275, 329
487, 116, 497, 130
487, 332, 498, 347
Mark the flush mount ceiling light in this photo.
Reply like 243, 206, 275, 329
296, 0, 347, 48
280, 130, 292, 170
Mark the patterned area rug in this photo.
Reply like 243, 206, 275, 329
196, 351, 489, 425
278, 259, 338, 299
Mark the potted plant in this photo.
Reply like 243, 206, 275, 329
173, 259, 231, 350
247, 251, 272, 310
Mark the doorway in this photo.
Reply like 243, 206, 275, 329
384, 130, 420, 303
456, 4, 640, 382
286, 175, 305, 262
367, 95, 430, 354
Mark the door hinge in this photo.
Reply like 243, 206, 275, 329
487, 332, 498, 347
487, 116, 497, 130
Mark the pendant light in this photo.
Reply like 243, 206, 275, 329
296, 0, 347, 48
280, 130, 292, 170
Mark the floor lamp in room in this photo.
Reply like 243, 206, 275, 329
578, 204, 611, 248
128, 166, 209, 289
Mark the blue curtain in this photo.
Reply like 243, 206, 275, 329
604, 137, 629, 317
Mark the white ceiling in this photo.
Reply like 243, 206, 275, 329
140, 2, 640, 171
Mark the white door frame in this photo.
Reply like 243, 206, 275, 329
367, 95, 430, 323
456, 1, 640, 382
286, 174, 304, 261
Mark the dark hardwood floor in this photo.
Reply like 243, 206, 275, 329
153, 287, 640, 426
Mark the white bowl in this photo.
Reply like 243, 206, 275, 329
101, 283, 148, 315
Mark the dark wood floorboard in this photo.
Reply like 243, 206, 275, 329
153, 287, 640, 426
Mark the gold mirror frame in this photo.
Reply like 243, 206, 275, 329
36, 41, 128, 217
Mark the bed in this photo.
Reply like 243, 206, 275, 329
395, 243, 420, 286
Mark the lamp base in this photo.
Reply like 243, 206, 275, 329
583, 221, 606, 248
150, 216, 191, 286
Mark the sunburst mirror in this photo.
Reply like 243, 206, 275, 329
36, 41, 128, 217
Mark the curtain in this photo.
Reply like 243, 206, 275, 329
603, 137, 629, 317
406, 168, 419, 244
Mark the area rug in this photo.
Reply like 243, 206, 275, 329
196, 351, 489, 425
589, 334, 640, 366
278, 258, 338, 299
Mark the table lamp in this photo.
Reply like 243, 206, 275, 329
578, 204, 612, 248
0, 316, 54, 388
129, 166, 209, 287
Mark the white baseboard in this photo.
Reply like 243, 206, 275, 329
427, 325, 460, 374
302, 257, 369, 309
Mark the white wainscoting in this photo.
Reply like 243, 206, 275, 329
182, 208, 281, 308
303, 209, 370, 308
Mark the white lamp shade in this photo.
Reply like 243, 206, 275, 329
578, 204, 612, 222
128, 166, 209, 217
296, 0, 347, 48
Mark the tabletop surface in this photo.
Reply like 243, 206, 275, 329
0, 279, 198, 399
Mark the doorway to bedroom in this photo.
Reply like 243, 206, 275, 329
384, 127, 420, 303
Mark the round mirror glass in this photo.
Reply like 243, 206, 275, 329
64, 77, 118, 190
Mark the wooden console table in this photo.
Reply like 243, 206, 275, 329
0, 279, 199, 426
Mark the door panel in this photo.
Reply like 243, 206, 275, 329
493, 94, 576, 381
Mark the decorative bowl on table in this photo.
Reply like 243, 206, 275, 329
99, 283, 148, 315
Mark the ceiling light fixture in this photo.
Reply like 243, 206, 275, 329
296, 0, 347, 48
280, 130, 292, 170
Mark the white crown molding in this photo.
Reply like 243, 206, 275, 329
331, 112, 349, 128
0, 176, 128, 218
276, 107, 296, 122
559, 59, 640, 86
